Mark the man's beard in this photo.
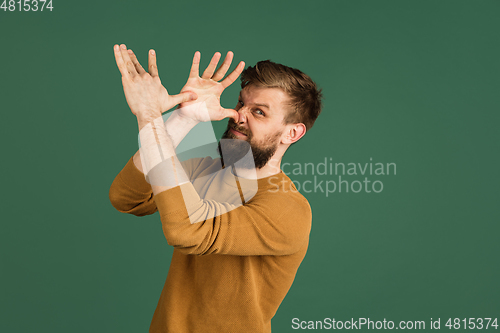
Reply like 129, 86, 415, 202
216, 120, 282, 170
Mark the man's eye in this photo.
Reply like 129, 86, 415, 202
254, 109, 264, 116
238, 100, 244, 106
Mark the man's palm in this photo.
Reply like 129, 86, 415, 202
179, 51, 245, 122
181, 76, 224, 116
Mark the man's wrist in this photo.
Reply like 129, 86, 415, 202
137, 112, 162, 131
168, 108, 199, 127
163, 108, 199, 148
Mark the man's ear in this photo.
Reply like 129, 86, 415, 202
281, 123, 306, 144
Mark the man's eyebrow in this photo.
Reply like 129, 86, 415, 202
238, 94, 270, 109
253, 103, 270, 109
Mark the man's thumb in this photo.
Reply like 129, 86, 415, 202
172, 91, 197, 106
222, 108, 239, 122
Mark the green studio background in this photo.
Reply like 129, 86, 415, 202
1, 1, 499, 332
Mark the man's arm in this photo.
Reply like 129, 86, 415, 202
133, 107, 196, 176
109, 44, 203, 215
108, 112, 196, 215
110, 45, 243, 212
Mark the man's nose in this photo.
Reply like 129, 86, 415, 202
237, 107, 249, 124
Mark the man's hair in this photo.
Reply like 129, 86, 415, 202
240, 60, 323, 132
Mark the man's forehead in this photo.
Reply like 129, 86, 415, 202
239, 86, 291, 111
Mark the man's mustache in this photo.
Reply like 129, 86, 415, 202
227, 120, 250, 136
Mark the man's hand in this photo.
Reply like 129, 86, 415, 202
113, 44, 197, 120
177, 51, 245, 123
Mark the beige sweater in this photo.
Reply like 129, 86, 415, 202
109, 156, 312, 332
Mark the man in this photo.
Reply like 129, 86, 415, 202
109, 44, 322, 332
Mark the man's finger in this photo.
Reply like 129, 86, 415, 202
201, 52, 221, 79
221, 61, 245, 89
221, 108, 240, 122
189, 51, 201, 78
119, 44, 137, 76
169, 91, 198, 107
128, 49, 146, 74
212, 51, 234, 82
148, 49, 159, 77
114, 44, 130, 78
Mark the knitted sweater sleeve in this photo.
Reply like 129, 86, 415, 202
108, 156, 157, 216
153, 182, 312, 256
108, 156, 207, 216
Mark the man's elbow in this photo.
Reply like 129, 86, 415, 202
108, 183, 134, 213
161, 222, 207, 255
109, 185, 126, 212
108, 185, 157, 216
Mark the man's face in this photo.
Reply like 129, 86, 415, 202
217, 85, 290, 169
